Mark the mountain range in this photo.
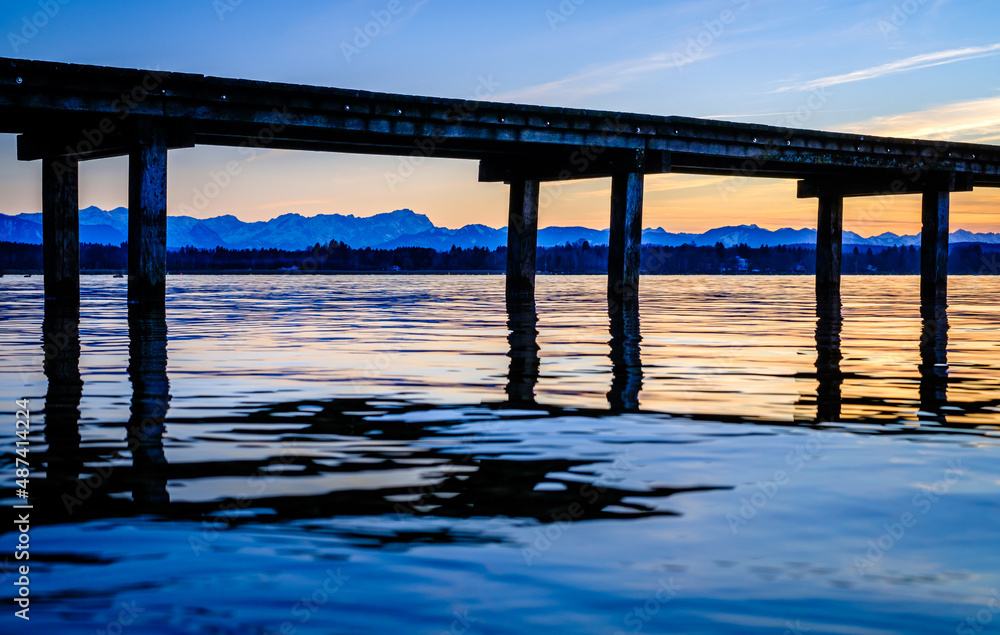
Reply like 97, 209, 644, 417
2, 207, 999, 251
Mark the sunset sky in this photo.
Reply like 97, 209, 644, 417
1, 0, 999, 234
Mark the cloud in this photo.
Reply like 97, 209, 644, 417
840, 94, 1000, 142
495, 50, 714, 105
775, 43, 1000, 93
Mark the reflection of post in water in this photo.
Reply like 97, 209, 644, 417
41, 308, 83, 515
918, 303, 949, 423
814, 299, 843, 423
608, 298, 642, 412
505, 297, 540, 405
127, 308, 170, 506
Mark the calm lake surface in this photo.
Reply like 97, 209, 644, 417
2, 274, 999, 634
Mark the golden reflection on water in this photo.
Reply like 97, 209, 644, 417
3, 274, 1000, 635
3, 274, 1000, 430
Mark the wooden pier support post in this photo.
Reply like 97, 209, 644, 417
921, 190, 949, 309
505, 179, 540, 299
608, 172, 644, 303
42, 156, 80, 314
815, 195, 843, 310
128, 123, 169, 310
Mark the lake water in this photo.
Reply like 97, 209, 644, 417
1, 274, 999, 634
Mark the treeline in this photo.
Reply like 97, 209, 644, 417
1, 240, 996, 275
0, 242, 131, 271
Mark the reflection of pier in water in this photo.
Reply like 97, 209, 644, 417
503, 297, 539, 405
40, 309, 83, 513
919, 304, 950, 425
126, 310, 171, 506
16, 59, 999, 518
38, 308, 172, 520
35, 295, 1000, 536
608, 300, 643, 412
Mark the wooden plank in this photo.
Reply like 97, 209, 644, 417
42, 155, 79, 314
608, 172, 644, 302
815, 195, 843, 309
921, 191, 949, 308
128, 122, 168, 309
505, 179, 539, 299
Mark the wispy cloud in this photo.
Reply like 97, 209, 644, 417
495, 50, 715, 105
775, 43, 1000, 92
841, 93, 1000, 142
703, 108, 863, 121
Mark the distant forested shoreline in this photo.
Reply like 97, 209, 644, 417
1, 240, 997, 275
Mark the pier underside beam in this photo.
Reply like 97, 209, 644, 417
42, 156, 80, 314
18, 119, 195, 163
921, 190, 950, 309
608, 172, 644, 302
506, 179, 540, 299
128, 122, 169, 310
797, 172, 973, 199
815, 195, 844, 310
480, 149, 666, 183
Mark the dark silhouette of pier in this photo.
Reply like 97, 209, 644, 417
2, 57, 998, 315
34, 294, 1000, 530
